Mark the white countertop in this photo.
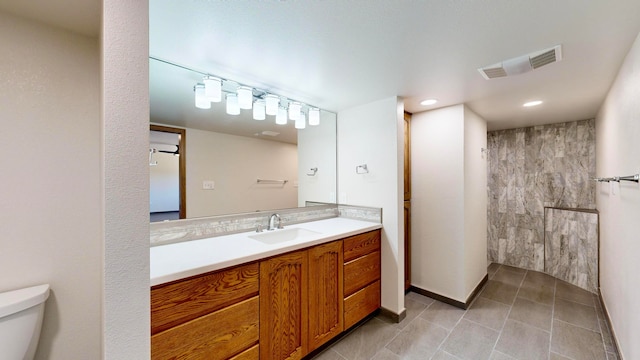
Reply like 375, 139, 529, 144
150, 217, 382, 286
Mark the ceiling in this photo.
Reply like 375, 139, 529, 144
148, 0, 640, 133
5, 1, 640, 134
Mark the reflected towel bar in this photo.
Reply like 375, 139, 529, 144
257, 178, 288, 184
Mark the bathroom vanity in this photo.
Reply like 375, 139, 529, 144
150, 218, 381, 360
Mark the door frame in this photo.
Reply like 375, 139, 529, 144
150, 124, 186, 219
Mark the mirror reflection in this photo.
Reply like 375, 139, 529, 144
149, 59, 337, 222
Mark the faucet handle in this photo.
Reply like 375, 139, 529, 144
256, 223, 264, 233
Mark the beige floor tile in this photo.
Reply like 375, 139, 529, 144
385, 317, 448, 359
489, 350, 516, 360
377, 297, 428, 330
370, 348, 401, 360
312, 348, 347, 360
463, 297, 510, 331
406, 291, 435, 306
551, 319, 606, 360
331, 317, 399, 360
550, 352, 572, 360
518, 271, 555, 306
442, 319, 499, 360
554, 297, 599, 332
555, 280, 595, 306
492, 267, 526, 287
420, 300, 466, 330
495, 319, 550, 360
508, 297, 552, 331
480, 280, 519, 305
432, 350, 464, 360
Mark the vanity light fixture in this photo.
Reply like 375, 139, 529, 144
523, 100, 543, 107
226, 93, 240, 115
308, 108, 320, 126
276, 107, 288, 125
265, 94, 280, 116
151, 57, 327, 129
420, 98, 438, 106
203, 76, 222, 102
295, 112, 306, 129
237, 86, 253, 109
253, 99, 266, 120
194, 84, 211, 109
288, 102, 301, 121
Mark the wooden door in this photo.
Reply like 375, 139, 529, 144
404, 111, 412, 290
308, 241, 343, 351
404, 201, 411, 290
260, 250, 308, 360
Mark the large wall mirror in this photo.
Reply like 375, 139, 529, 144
149, 58, 337, 222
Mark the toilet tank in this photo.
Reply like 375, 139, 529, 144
0, 284, 50, 360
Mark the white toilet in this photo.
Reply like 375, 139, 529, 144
0, 284, 50, 360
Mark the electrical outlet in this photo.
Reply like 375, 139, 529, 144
202, 180, 215, 190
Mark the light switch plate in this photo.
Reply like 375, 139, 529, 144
202, 180, 215, 190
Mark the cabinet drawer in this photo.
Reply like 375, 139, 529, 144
344, 280, 381, 329
151, 262, 259, 335
151, 296, 259, 360
344, 250, 380, 297
228, 344, 259, 360
343, 230, 381, 262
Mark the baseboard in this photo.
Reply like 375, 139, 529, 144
598, 289, 623, 359
379, 306, 407, 323
409, 274, 488, 310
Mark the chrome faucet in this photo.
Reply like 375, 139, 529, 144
268, 213, 283, 231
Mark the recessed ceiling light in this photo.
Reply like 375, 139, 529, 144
420, 99, 438, 106
523, 100, 543, 107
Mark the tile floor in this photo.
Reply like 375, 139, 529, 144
312, 263, 619, 360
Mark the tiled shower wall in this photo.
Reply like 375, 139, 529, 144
487, 119, 596, 272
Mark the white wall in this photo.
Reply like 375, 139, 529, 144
596, 31, 640, 360
150, 152, 180, 212
0, 12, 102, 360
463, 106, 488, 298
102, 0, 150, 358
338, 96, 405, 315
298, 111, 337, 205
411, 105, 466, 300
186, 128, 298, 217
411, 104, 487, 303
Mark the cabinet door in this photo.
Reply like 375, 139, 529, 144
260, 250, 308, 360
308, 241, 344, 351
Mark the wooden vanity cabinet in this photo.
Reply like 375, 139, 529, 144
343, 230, 381, 329
308, 240, 344, 351
259, 250, 308, 360
151, 229, 380, 360
150, 263, 259, 360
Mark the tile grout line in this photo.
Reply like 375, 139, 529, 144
488, 266, 527, 358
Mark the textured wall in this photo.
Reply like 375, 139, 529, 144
544, 208, 598, 292
487, 119, 596, 271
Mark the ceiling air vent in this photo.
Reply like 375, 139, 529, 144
478, 45, 562, 80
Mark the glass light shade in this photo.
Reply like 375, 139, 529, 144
295, 112, 306, 129
203, 76, 222, 102
237, 86, 253, 109
253, 99, 266, 120
276, 107, 287, 125
265, 94, 279, 115
288, 102, 301, 120
194, 84, 210, 109
226, 93, 240, 115
308, 108, 320, 126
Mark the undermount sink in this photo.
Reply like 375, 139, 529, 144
249, 227, 321, 245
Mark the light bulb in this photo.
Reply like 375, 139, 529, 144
276, 107, 287, 125
253, 99, 266, 120
237, 86, 253, 109
265, 94, 279, 115
203, 76, 222, 102
194, 84, 210, 109
288, 102, 301, 120
308, 108, 320, 126
295, 112, 306, 129
226, 93, 240, 115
